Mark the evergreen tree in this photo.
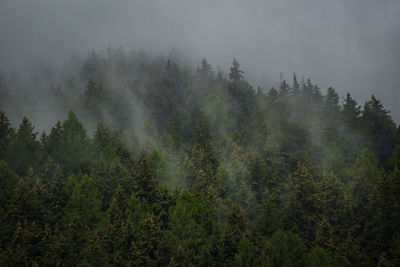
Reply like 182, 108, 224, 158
347, 148, 384, 265
229, 58, 244, 82
220, 202, 247, 265
198, 58, 215, 80
262, 230, 307, 267
322, 87, 341, 143
59, 111, 93, 173
0, 49, 398, 266
279, 79, 291, 98
56, 175, 103, 264
41, 121, 63, 163
292, 72, 300, 95
6, 117, 40, 176
1, 178, 56, 266
166, 190, 215, 265
362, 95, 397, 164
0, 111, 12, 160
62, 175, 103, 229
102, 185, 131, 265
283, 162, 322, 245
343, 92, 361, 126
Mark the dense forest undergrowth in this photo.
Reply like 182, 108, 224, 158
0, 48, 399, 266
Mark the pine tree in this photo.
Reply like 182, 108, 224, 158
56, 175, 103, 264
342, 93, 361, 126
220, 202, 247, 264
292, 72, 300, 95
262, 230, 307, 267
102, 185, 131, 265
62, 175, 103, 229
60, 111, 93, 173
347, 148, 384, 265
6, 117, 40, 176
279, 79, 290, 98
2, 178, 56, 265
166, 190, 215, 265
41, 121, 63, 163
322, 87, 341, 143
0, 160, 18, 212
282, 162, 322, 245
198, 58, 215, 79
362, 95, 397, 164
0, 111, 12, 160
229, 58, 244, 82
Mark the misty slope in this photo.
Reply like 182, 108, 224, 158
0, 48, 399, 266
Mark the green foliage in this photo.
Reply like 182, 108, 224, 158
0, 160, 18, 209
7, 178, 57, 227
126, 194, 146, 230
1, 177, 56, 265
247, 147, 288, 204
59, 111, 94, 173
321, 142, 349, 181
255, 200, 281, 237
0, 52, 399, 266
262, 230, 307, 267
148, 149, 167, 181
229, 58, 244, 82
283, 162, 322, 245
6, 117, 40, 176
234, 235, 260, 266
41, 121, 63, 162
220, 202, 247, 264
343, 93, 361, 126
0, 111, 12, 160
389, 145, 400, 169
362, 95, 397, 164
0, 221, 52, 266
102, 185, 131, 265
305, 246, 338, 267
166, 190, 215, 265
202, 92, 232, 141
62, 174, 103, 228
353, 147, 381, 184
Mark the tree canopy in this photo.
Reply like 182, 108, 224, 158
0, 49, 399, 266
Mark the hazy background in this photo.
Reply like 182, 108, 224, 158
1, 0, 399, 121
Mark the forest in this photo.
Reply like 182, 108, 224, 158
0, 48, 399, 266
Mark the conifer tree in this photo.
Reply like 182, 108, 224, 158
362, 95, 397, 164
6, 117, 40, 176
220, 202, 247, 264
283, 163, 322, 245
343, 93, 361, 126
60, 111, 93, 173
166, 190, 215, 265
0, 111, 12, 160
229, 58, 244, 82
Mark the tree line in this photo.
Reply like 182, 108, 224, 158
0, 48, 399, 266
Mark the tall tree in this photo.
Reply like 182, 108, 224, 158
229, 58, 244, 82
0, 111, 12, 160
166, 190, 215, 265
362, 95, 397, 164
6, 117, 40, 176
283, 162, 322, 245
321, 87, 341, 143
220, 202, 247, 265
342, 93, 361, 127
292, 72, 300, 95
59, 111, 93, 173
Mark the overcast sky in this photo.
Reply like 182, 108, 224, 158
1, 0, 399, 121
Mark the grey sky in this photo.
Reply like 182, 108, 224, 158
1, 0, 399, 121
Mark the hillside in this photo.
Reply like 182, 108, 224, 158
0, 49, 399, 266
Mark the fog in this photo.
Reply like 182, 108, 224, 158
1, 0, 399, 121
